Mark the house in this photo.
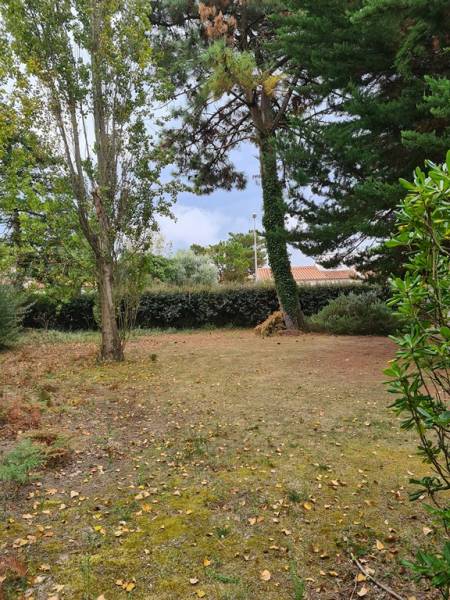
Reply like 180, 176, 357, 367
256, 265, 360, 285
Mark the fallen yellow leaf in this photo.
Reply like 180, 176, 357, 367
260, 569, 271, 582
357, 585, 369, 597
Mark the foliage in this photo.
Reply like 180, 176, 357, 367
404, 544, 450, 597
385, 154, 450, 598
260, 137, 305, 329
24, 293, 97, 331
114, 251, 154, 345
143, 253, 178, 285
0, 439, 44, 485
0, 67, 86, 294
276, 0, 450, 278
0, 88, 93, 297
0, 284, 23, 348
0, 0, 180, 360
165, 250, 219, 287
310, 291, 398, 336
289, 561, 305, 600
23, 284, 377, 331
155, 0, 306, 328
127, 285, 280, 329
191, 231, 267, 282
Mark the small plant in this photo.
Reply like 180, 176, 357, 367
0, 285, 24, 349
184, 435, 208, 458
287, 489, 306, 504
289, 561, 305, 600
310, 291, 398, 335
215, 525, 231, 539
80, 555, 93, 600
385, 154, 450, 599
404, 544, 450, 597
206, 569, 240, 584
0, 439, 45, 485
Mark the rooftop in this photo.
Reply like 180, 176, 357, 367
256, 265, 359, 282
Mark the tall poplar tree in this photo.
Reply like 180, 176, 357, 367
153, 0, 308, 330
1, 0, 177, 360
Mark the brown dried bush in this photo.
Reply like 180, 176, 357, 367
0, 398, 41, 439
254, 311, 286, 337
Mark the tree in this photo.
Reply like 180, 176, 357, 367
143, 253, 177, 285
1, 0, 177, 360
0, 284, 23, 348
166, 250, 219, 287
191, 231, 266, 282
0, 109, 94, 298
153, 0, 307, 329
386, 154, 450, 597
276, 0, 450, 278
0, 83, 86, 293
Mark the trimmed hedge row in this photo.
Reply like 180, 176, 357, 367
23, 283, 377, 330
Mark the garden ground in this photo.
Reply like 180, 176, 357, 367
0, 330, 439, 599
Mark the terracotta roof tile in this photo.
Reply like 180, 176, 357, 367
256, 265, 358, 282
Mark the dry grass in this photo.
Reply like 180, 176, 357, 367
0, 330, 439, 599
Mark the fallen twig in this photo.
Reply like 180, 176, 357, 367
351, 553, 405, 600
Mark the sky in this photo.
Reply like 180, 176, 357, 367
158, 142, 314, 266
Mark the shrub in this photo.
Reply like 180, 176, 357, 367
0, 439, 45, 485
310, 291, 398, 335
385, 154, 450, 598
0, 399, 41, 438
24, 283, 379, 331
23, 293, 96, 331
0, 285, 23, 349
23, 293, 58, 329
166, 250, 219, 286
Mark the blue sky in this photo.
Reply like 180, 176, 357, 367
158, 142, 314, 265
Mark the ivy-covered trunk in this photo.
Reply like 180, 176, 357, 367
259, 135, 305, 330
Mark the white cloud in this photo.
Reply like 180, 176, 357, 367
157, 202, 314, 266
158, 204, 235, 251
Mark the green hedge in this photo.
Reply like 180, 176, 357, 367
23, 284, 377, 330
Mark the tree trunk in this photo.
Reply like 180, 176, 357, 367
97, 258, 124, 362
259, 135, 306, 330
11, 208, 25, 289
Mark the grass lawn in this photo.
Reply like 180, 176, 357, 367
0, 330, 439, 599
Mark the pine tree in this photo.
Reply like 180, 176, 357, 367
276, 0, 450, 277
154, 1, 309, 329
